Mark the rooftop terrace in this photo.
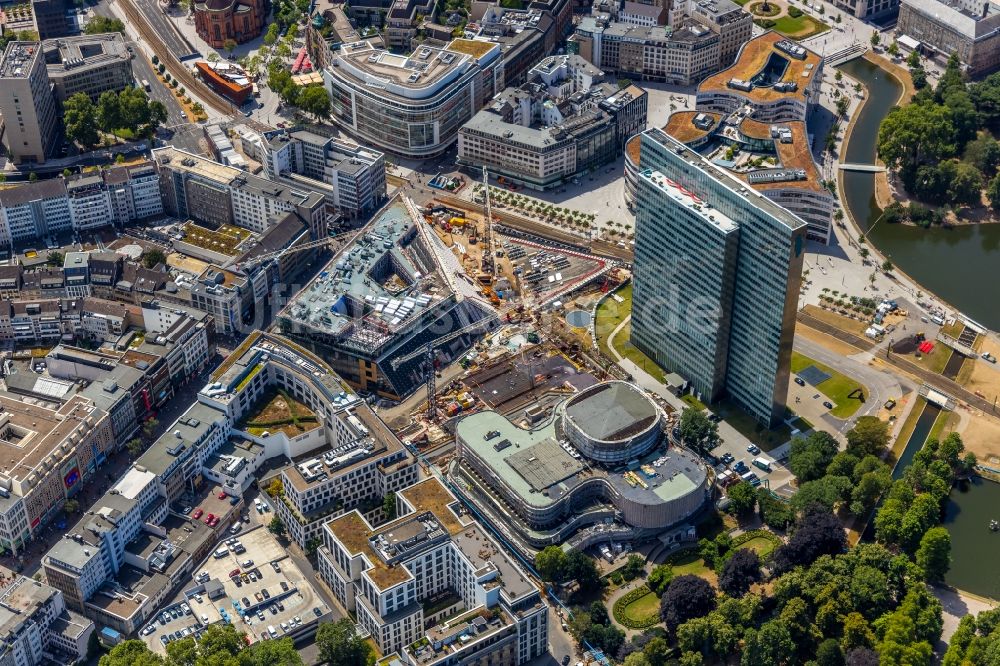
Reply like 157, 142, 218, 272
700, 31, 820, 103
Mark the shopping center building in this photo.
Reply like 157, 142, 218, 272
451, 381, 709, 554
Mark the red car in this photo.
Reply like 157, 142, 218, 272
205, 513, 215, 525
209, 516, 220, 527
218, 491, 227, 500
229, 569, 240, 578
192, 509, 203, 520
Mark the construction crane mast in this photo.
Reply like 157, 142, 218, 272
480, 166, 496, 279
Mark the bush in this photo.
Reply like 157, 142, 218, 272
612, 586, 661, 629
756, 18, 777, 28
788, 5, 803, 16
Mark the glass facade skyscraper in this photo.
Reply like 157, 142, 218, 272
631, 128, 806, 426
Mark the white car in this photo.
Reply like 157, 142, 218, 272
201, 614, 209, 624
229, 522, 241, 534
142, 625, 155, 635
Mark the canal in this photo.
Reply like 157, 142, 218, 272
838, 58, 1000, 331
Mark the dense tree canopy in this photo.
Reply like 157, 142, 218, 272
678, 408, 719, 453
316, 618, 371, 666
789, 431, 839, 482
718, 549, 761, 598
660, 575, 716, 630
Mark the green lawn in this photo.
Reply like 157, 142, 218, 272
917, 344, 954, 375
594, 285, 667, 383
682, 394, 706, 411
621, 591, 660, 625
758, 14, 830, 39
737, 536, 778, 558
713, 400, 792, 452
791, 352, 867, 419
667, 550, 717, 584
594, 284, 632, 358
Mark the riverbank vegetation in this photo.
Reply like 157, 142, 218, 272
877, 53, 1000, 222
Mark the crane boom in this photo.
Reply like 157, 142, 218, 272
222, 227, 362, 271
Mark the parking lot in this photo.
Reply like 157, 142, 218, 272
140, 524, 332, 655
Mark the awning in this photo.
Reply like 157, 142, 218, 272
898, 35, 921, 51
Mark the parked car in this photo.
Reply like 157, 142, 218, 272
746, 444, 760, 455
218, 491, 227, 500
204, 513, 215, 525
794, 377, 805, 386
823, 401, 834, 410
192, 508, 203, 519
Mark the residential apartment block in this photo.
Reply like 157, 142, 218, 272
0, 575, 95, 665
319, 477, 548, 663
153, 146, 328, 238
0, 162, 164, 245
458, 55, 647, 190
259, 129, 387, 222
671, 0, 753, 68
630, 127, 806, 426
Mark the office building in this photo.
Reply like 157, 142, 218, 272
153, 146, 328, 238
696, 32, 823, 123
0, 42, 58, 164
0, 394, 114, 555
323, 39, 504, 158
384, 0, 436, 50
43, 33, 133, 103
260, 129, 387, 221
32, 0, 73, 40
898, 0, 1000, 76
458, 55, 647, 190
671, 0, 753, 68
466, 6, 555, 86
630, 127, 806, 425
319, 477, 549, 662
277, 195, 497, 399
572, 18, 721, 85
452, 381, 708, 553
625, 32, 832, 243
0, 575, 95, 665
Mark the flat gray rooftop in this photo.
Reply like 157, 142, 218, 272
563, 381, 658, 442
506, 438, 583, 492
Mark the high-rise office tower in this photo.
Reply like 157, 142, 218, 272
0, 42, 58, 164
631, 127, 806, 426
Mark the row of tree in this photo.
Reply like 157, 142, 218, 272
98, 619, 373, 666
64, 87, 168, 149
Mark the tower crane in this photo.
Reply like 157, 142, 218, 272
480, 166, 496, 279
390, 302, 521, 420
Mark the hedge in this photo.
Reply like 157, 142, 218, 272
730, 529, 782, 552
788, 6, 804, 16
612, 585, 661, 630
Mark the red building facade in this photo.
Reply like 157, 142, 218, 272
193, 0, 267, 49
